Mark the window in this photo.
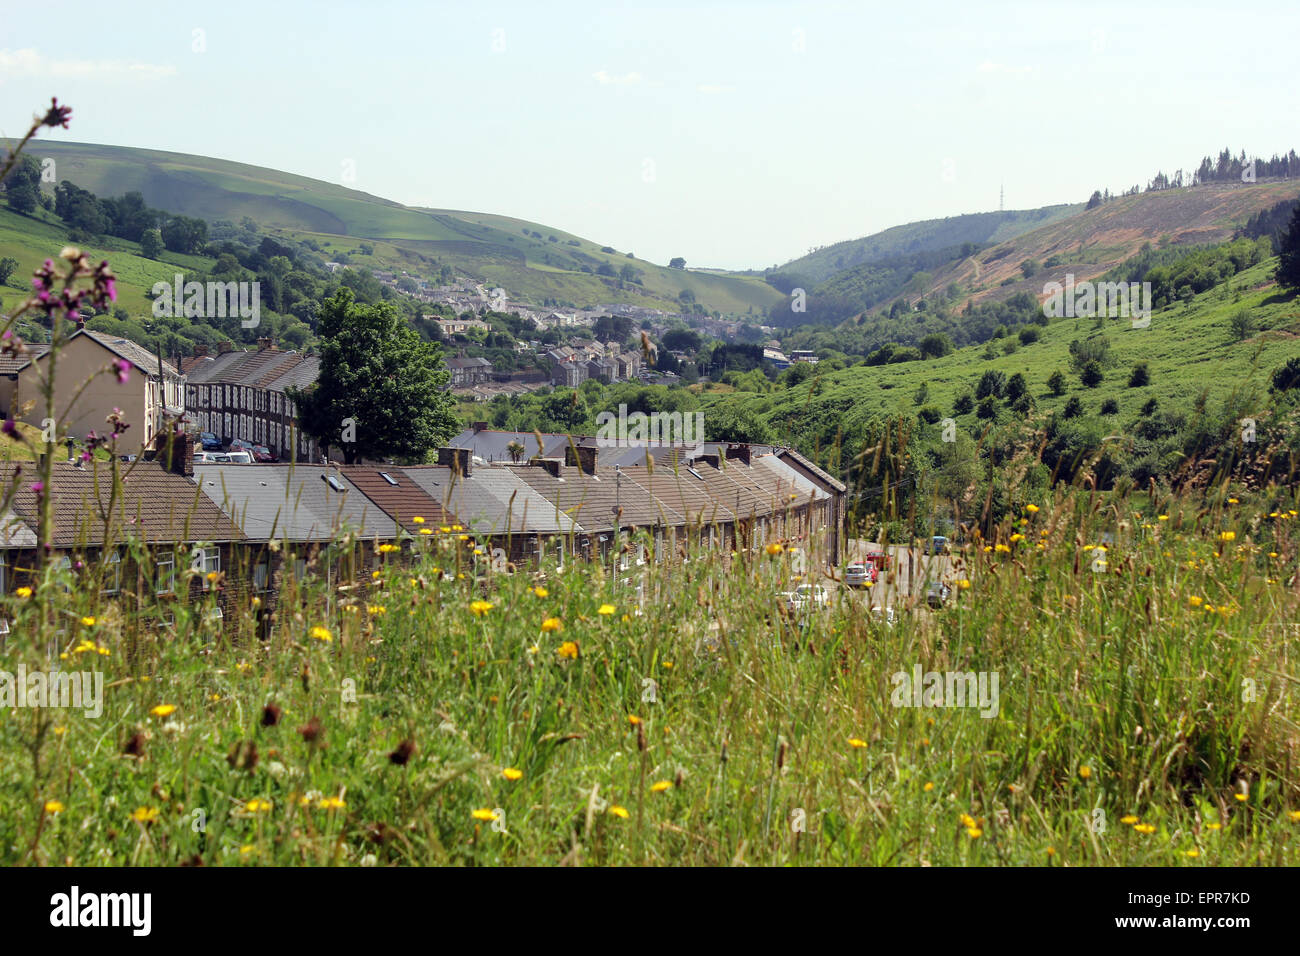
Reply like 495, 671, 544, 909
156, 550, 175, 594
380, 472, 399, 486
253, 561, 270, 592
293, 558, 307, 580
0, 550, 6, 596
193, 545, 220, 589
323, 475, 346, 492
100, 550, 121, 595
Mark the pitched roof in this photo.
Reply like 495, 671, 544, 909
0, 510, 37, 548
447, 428, 570, 463
340, 467, 458, 533
77, 330, 179, 377
193, 464, 396, 542
511, 465, 684, 533
401, 465, 579, 535
0, 461, 244, 547
0, 345, 48, 375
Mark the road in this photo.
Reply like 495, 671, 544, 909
835, 539, 962, 611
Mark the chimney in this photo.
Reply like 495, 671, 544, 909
725, 444, 752, 466
564, 444, 597, 475
695, 453, 721, 469
533, 458, 562, 478
193, 344, 208, 358
472, 421, 489, 433
436, 446, 472, 477
217, 341, 234, 355
164, 431, 194, 477
257, 337, 275, 352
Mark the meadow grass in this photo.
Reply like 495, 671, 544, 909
2, 482, 1298, 866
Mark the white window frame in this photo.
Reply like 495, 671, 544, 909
193, 545, 220, 590
156, 550, 175, 595
253, 560, 270, 592
100, 549, 121, 595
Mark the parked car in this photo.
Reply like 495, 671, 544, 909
780, 584, 831, 615
199, 431, 222, 451
870, 604, 897, 627
927, 536, 950, 555
863, 550, 891, 571
193, 451, 215, 464
252, 444, 276, 463
926, 580, 952, 608
845, 560, 877, 588
229, 439, 255, 454
224, 451, 253, 464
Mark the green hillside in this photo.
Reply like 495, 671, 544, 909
778, 205, 1085, 285
699, 257, 1300, 474
8, 141, 782, 316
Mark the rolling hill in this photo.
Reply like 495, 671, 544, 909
7, 140, 784, 316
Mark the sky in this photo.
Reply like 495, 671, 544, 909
2, 0, 1298, 271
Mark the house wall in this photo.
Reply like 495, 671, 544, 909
18, 336, 152, 445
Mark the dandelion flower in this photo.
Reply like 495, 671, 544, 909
923, 782, 934, 792
44, 800, 64, 814
1287, 811, 1300, 822
1078, 765, 1091, 780
966, 827, 982, 838
848, 738, 867, 749
80, 616, 96, 627
1134, 823, 1156, 834
556, 641, 578, 660
246, 798, 273, 813
1206, 822, 1222, 831
532, 586, 548, 598
765, 543, 784, 555
608, 805, 629, 819
1026, 504, 1039, 513
317, 796, 347, 810
628, 715, 642, 725
1120, 815, 1138, 825
310, 625, 332, 643
959, 813, 976, 829
541, 617, 562, 632
1188, 596, 1203, 607
130, 806, 160, 823
650, 780, 672, 792
503, 768, 523, 781
15, 586, 32, 598
472, 808, 498, 822
597, 603, 615, 616
412, 516, 425, 524
1233, 792, 1247, 802
1218, 531, 1236, 542
957, 579, 971, 590
469, 600, 493, 616
149, 704, 177, 718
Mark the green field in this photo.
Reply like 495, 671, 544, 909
6, 141, 783, 316
3, 484, 1299, 865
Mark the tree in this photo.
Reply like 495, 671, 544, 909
1086, 190, 1103, 209
140, 228, 164, 260
1276, 203, 1300, 291
1005, 373, 1027, 402
1127, 362, 1150, 388
1100, 398, 1119, 415
669, 257, 686, 269
290, 289, 458, 464
0, 257, 18, 286
161, 215, 208, 254
1272, 357, 1300, 393
3, 155, 41, 215
1047, 369, 1067, 396
1062, 396, 1084, 419
918, 333, 953, 359
975, 369, 1006, 400
1080, 361, 1104, 388
953, 393, 974, 415
1229, 308, 1256, 340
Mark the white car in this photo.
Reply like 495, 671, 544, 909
780, 584, 831, 614
870, 605, 897, 627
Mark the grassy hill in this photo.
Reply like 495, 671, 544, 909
917, 182, 1300, 311
9, 141, 782, 316
779, 205, 1085, 285
698, 256, 1299, 468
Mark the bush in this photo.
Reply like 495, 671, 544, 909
1272, 357, 1300, 393
917, 405, 942, 425
976, 397, 998, 420
1128, 363, 1150, 388
954, 393, 974, 415
1062, 396, 1084, 419
1047, 370, 1067, 396
1018, 326, 1040, 345
1080, 361, 1104, 388
1100, 398, 1119, 415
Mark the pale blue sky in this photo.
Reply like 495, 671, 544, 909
2, 0, 1297, 270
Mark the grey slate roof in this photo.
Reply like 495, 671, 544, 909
193, 464, 397, 541
400, 465, 579, 535
447, 428, 571, 463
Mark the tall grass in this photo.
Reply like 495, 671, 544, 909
3, 480, 1297, 866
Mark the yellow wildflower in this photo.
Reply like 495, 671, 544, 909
502, 768, 523, 781
608, 805, 630, 819
650, 780, 672, 792
469, 600, 493, 616
310, 625, 332, 642
848, 738, 867, 749
541, 617, 562, 632
556, 641, 579, 660
149, 704, 177, 718
597, 604, 615, 616
44, 800, 64, 814
471, 808, 498, 821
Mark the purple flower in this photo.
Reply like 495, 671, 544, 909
115, 359, 130, 384
41, 97, 72, 129
1, 419, 16, 438
30, 481, 44, 499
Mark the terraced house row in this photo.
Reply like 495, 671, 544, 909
0, 433, 844, 638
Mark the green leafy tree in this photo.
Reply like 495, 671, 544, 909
0, 256, 18, 286
669, 257, 686, 269
1276, 203, 1300, 291
1128, 362, 1150, 388
1229, 308, 1256, 340
140, 228, 164, 260
1047, 369, 1067, 396
290, 289, 458, 464
3, 155, 41, 214
1080, 361, 1104, 388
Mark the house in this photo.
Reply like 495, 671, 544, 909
551, 360, 588, 388
3, 329, 185, 450
447, 356, 494, 388
184, 339, 319, 462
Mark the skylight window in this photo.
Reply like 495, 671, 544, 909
380, 472, 399, 486
323, 475, 346, 492
686, 467, 704, 480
